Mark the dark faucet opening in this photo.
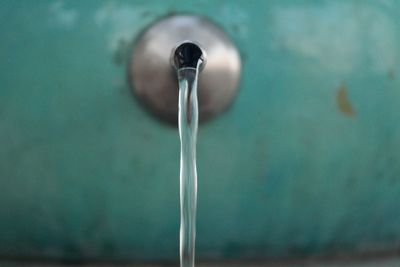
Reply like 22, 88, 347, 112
171, 41, 206, 70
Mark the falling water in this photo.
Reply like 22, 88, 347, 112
177, 59, 202, 267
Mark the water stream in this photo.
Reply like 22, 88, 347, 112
177, 60, 202, 267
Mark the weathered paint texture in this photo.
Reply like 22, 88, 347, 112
0, 0, 400, 262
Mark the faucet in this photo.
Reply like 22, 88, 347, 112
129, 15, 241, 124
171, 41, 206, 71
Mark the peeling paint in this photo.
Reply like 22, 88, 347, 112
49, 0, 78, 29
272, 3, 397, 74
94, 3, 163, 52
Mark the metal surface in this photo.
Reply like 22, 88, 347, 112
129, 15, 241, 124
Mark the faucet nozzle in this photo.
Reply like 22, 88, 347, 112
171, 41, 206, 71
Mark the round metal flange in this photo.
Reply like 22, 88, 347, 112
129, 15, 241, 124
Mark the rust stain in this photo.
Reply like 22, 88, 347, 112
336, 83, 355, 117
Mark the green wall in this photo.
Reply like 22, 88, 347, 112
0, 0, 400, 262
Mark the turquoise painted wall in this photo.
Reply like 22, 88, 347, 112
1, 0, 400, 262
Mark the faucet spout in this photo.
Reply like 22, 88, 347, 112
171, 41, 207, 71
130, 15, 241, 124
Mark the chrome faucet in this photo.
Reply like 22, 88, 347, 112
129, 15, 241, 124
